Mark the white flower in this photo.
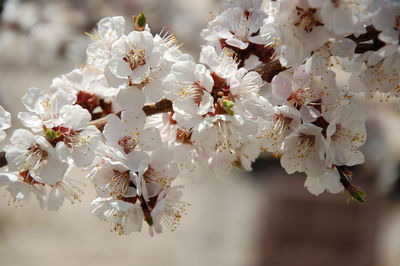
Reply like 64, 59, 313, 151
308, 0, 369, 35
19, 87, 101, 167
262, 0, 331, 67
50, 66, 118, 119
202, 7, 267, 50
257, 105, 301, 157
107, 30, 182, 109
103, 110, 162, 159
47, 178, 83, 211
199, 45, 238, 78
0, 171, 47, 208
280, 123, 327, 177
0, 105, 11, 142
88, 143, 162, 202
108, 31, 161, 84
106, 30, 161, 112
325, 104, 367, 167
305, 38, 357, 77
372, 2, 400, 45
229, 67, 270, 119
191, 115, 259, 176
150, 185, 188, 235
92, 197, 144, 235
89, 155, 137, 199
18, 88, 77, 132
304, 168, 344, 196
271, 66, 323, 119
350, 45, 400, 99
86, 16, 126, 68
162, 54, 214, 128
54, 123, 101, 168
199, 46, 270, 120
142, 148, 179, 189
4, 129, 69, 185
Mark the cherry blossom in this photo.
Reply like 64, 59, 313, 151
86, 16, 126, 68
50, 66, 118, 119
4, 129, 69, 185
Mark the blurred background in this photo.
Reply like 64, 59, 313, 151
1, 0, 400, 265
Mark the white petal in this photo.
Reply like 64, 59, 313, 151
116, 88, 145, 112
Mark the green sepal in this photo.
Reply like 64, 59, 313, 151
145, 216, 153, 226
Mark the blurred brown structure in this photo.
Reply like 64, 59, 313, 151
254, 159, 384, 266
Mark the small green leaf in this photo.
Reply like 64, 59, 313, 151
349, 187, 366, 203
137, 12, 146, 27
133, 12, 146, 30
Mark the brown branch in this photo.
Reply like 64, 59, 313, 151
346, 25, 386, 54
142, 98, 173, 116
90, 98, 173, 132
254, 60, 287, 83
0, 151, 6, 168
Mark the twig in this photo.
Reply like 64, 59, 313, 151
346, 26, 386, 54
254, 60, 287, 83
0, 151, 6, 168
337, 165, 366, 203
90, 98, 172, 132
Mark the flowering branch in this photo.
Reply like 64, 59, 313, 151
90, 98, 173, 131
0, 99, 173, 168
1, 0, 399, 235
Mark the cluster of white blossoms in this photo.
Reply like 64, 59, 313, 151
0, 0, 399, 234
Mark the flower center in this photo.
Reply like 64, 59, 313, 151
294, 7, 323, 33
176, 129, 192, 144
45, 126, 76, 147
123, 46, 147, 71
108, 170, 131, 197
118, 135, 138, 154
219, 40, 275, 68
143, 166, 175, 187
14, 144, 48, 175
177, 81, 204, 104
210, 72, 234, 115
297, 133, 316, 151
273, 113, 293, 135
161, 200, 188, 232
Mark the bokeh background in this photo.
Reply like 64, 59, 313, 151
1, 0, 400, 265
